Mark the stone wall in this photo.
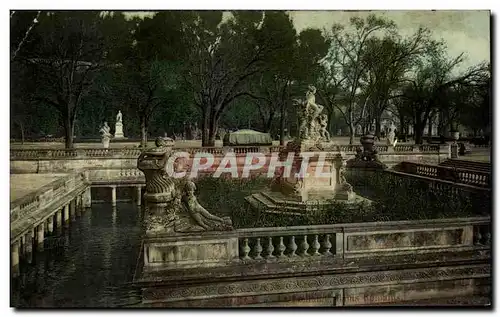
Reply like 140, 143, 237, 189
10, 146, 449, 175
134, 216, 491, 307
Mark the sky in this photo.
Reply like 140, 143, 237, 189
125, 10, 490, 71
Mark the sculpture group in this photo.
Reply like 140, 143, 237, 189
99, 111, 126, 148
294, 85, 330, 143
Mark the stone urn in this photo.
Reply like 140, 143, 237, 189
360, 133, 375, 152
451, 131, 460, 141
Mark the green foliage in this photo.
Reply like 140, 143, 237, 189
195, 172, 488, 229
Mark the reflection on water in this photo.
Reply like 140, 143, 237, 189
11, 203, 144, 308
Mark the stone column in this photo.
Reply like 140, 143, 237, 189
36, 224, 45, 252
451, 143, 459, 159
70, 199, 76, 221
12, 240, 20, 277
56, 209, 62, 232
47, 216, 54, 234
63, 204, 70, 226
136, 186, 142, 206
111, 186, 117, 206
20, 235, 25, 256
76, 195, 82, 217
82, 187, 92, 208
24, 231, 33, 264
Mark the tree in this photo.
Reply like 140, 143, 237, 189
320, 14, 396, 144
397, 45, 489, 144
13, 11, 129, 148
360, 28, 434, 138
179, 11, 270, 146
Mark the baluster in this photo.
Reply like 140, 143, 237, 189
266, 237, 275, 260
485, 231, 491, 245
241, 238, 251, 260
254, 238, 263, 260
276, 236, 286, 258
474, 228, 483, 245
300, 235, 310, 257
288, 236, 297, 257
323, 234, 333, 256
311, 235, 321, 256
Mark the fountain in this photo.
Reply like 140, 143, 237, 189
246, 86, 373, 215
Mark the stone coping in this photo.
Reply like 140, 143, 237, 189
9, 144, 446, 160
10, 172, 84, 210
133, 247, 490, 285
143, 216, 490, 243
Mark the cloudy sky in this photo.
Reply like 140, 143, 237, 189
126, 10, 490, 70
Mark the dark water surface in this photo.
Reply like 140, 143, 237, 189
11, 202, 144, 308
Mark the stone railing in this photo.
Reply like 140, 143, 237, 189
236, 225, 342, 261
85, 168, 145, 185
10, 172, 89, 240
10, 144, 446, 161
397, 162, 491, 188
233, 216, 490, 262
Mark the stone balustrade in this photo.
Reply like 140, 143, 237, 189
10, 144, 447, 161
232, 217, 490, 263
397, 162, 491, 188
10, 172, 90, 242
236, 225, 342, 261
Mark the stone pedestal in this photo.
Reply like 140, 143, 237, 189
278, 141, 355, 202
102, 136, 110, 148
137, 137, 236, 272
247, 140, 367, 215
143, 234, 239, 271
114, 122, 125, 139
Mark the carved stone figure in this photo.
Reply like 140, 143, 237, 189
319, 114, 330, 141
294, 85, 329, 142
99, 122, 111, 137
115, 111, 125, 138
387, 128, 396, 146
99, 122, 112, 148
137, 137, 233, 234
180, 181, 233, 231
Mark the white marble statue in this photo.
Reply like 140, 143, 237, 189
387, 128, 396, 146
114, 110, 125, 138
99, 122, 112, 148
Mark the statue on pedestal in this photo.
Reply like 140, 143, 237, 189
294, 85, 329, 143
114, 110, 125, 139
387, 127, 396, 146
99, 122, 112, 148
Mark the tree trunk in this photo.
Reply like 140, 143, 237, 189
264, 113, 274, 133
206, 115, 217, 147
375, 116, 381, 140
427, 112, 434, 138
279, 102, 286, 146
201, 107, 210, 147
349, 123, 355, 145
19, 121, 25, 145
64, 116, 75, 149
140, 115, 147, 148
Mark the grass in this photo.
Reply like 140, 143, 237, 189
195, 172, 490, 229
